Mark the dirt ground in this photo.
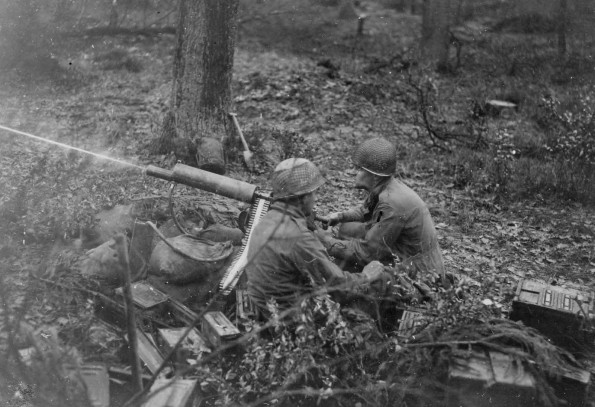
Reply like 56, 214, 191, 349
0, 1, 594, 405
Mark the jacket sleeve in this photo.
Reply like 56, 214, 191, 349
291, 229, 368, 291
327, 201, 411, 265
340, 205, 366, 223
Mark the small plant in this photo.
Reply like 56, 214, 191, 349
541, 91, 595, 165
214, 295, 377, 406
0, 149, 145, 242
271, 127, 317, 161
490, 129, 519, 194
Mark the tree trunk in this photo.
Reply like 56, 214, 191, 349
557, 0, 568, 59
338, 0, 358, 20
157, 0, 240, 174
109, 0, 119, 28
421, 0, 453, 71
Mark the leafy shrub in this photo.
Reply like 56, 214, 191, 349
551, 52, 595, 84
189, 274, 573, 407
510, 157, 595, 203
541, 91, 595, 165
0, 149, 144, 242
209, 296, 381, 406
271, 127, 317, 161
241, 125, 319, 175
490, 129, 522, 194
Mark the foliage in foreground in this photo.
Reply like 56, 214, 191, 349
0, 270, 581, 407
194, 280, 579, 407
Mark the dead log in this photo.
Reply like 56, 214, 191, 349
66, 26, 176, 37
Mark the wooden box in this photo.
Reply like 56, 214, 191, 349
235, 289, 256, 324
201, 311, 241, 348
397, 309, 427, 338
141, 378, 198, 407
446, 349, 537, 407
158, 327, 210, 363
510, 280, 595, 349
64, 364, 110, 407
549, 365, 591, 407
116, 281, 169, 310
136, 328, 164, 374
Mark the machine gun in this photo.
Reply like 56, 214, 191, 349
146, 163, 331, 297
145, 164, 271, 296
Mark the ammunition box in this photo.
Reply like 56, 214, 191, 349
116, 281, 169, 310
236, 289, 256, 324
510, 280, 595, 350
201, 311, 241, 348
158, 327, 210, 363
549, 366, 591, 407
136, 328, 164, 374
64, 364, 110, 407
397, 309, 428, 339
141, 378, 198, 407
446, 349, 537, 407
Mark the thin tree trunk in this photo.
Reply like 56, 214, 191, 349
557, 0, 567, 59
421, 0, 453, 70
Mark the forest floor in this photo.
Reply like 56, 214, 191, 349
0, 1, 594, 405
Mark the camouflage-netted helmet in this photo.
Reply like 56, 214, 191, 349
271, 158, 325, 200
353, 138, 397, 176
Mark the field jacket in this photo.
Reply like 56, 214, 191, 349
245, 202, 369, 316
325, 177, 445, 278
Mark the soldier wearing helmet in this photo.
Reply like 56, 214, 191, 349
245, 157, 388, 320
317, 138, 446, 284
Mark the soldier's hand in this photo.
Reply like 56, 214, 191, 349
316, 212, 344, 229
326, 212, 344, 226
315, 228, 333, 247
362, 260, 385, 282
306, 212, 318, 231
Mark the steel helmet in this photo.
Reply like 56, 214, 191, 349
353, 137, 397, 176
271, 158, 325, 200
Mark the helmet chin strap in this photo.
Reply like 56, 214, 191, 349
366, 174, 391, 195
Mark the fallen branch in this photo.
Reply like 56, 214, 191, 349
237, 9, 303, 26
407, 70, 488, 151
364, 55, 410, 74
65, 26, 176, 37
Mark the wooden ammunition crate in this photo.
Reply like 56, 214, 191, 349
549, 366, 591, 407
141, 378, 198, 407
64, 364, 110, 407
236, 289, 256, 324
446, 349, 537, 407
397, 309, 428, 339
201, 311, 241, 348
158, 327, 210, 363
115, 280, 169, 310
136, 328, 164, 374
510, 280, 595, 349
